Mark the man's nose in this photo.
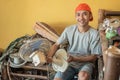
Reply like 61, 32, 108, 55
79, 15, 84, 20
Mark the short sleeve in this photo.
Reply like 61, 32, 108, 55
56, 28, 68, 45
90, 32, 102, 55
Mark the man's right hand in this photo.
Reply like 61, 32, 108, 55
67, 54, 74, 62
46, 43, 59, 63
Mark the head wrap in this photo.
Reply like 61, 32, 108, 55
75, 3, 93, 21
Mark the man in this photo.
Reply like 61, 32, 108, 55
47, 3, 102, 80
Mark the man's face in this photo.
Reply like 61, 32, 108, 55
75, 10, 92, 27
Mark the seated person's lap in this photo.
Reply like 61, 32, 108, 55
54, 63, 93, 80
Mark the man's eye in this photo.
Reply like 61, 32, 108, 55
77, 13, 80, 16
83, 12, 87, 15
83, 12, 88, 15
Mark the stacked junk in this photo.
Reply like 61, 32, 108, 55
0, 22, 66, 80
99, 18, 120, 80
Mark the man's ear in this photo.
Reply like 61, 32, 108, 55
89, 13, 93, 21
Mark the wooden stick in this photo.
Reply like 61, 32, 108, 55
10, 72, 48, 79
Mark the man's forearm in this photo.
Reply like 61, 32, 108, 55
47, 43, 59, 58
73, 55, 97, 62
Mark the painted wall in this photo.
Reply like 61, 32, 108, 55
0, 0, 120, 49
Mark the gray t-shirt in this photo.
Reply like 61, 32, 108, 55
57, 24, 102, 68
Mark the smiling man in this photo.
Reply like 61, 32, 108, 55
47, 3, 102, 80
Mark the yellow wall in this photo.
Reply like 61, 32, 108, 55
0, 0, 120, 49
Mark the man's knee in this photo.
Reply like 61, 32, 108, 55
78, 71, 90, 80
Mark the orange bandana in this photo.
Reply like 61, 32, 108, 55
75, 3, 93, 21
